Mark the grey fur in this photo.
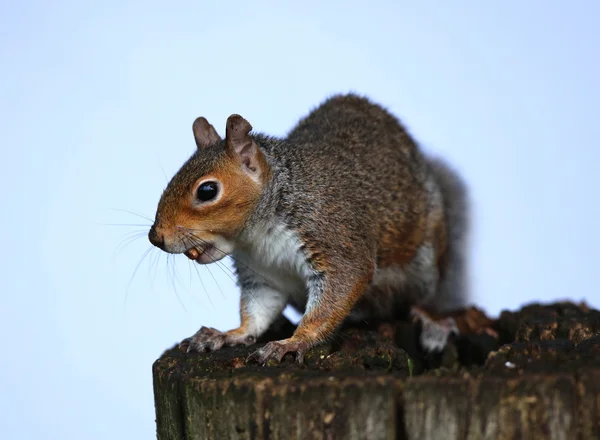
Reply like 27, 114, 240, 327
154, 93, 470, 354
424, 157, 470, 311
240, 94, 469, 321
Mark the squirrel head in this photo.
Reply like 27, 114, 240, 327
148, 114, 270, 264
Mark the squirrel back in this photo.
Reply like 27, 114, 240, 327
251, 94, 436, 271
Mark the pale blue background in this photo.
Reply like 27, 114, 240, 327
1, 1, 598, 438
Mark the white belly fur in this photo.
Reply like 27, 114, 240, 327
235, 221, 312, 305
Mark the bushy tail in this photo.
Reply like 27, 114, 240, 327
427, 156, 470, 311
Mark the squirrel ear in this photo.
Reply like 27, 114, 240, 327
225, 114, 263, 180
192, 117, 222, 149
225, 114, 253, 153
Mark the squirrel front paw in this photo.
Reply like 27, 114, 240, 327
180, 326, 256, 353
246, 338, 310, 365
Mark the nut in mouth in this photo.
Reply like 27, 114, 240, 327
184, 244, 215, 263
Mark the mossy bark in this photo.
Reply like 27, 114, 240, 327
153, 302, 600, 439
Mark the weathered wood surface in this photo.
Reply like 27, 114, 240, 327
153, 302, 600, 439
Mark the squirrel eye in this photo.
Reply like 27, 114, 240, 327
196, 181, 219, 202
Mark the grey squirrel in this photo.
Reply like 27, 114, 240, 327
148, 93, 469, 364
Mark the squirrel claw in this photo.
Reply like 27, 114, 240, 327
246, 339, 309, 365
181, 326, 255, 353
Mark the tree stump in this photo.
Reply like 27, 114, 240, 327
153, 302, 600, 439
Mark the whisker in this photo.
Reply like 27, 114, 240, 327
182, 229, 268, 284
148, 246, 162, 292
214, 260, 238, 285
166, 255, 174, 295
125, 246, 154, 309
187, 252, 193, 289
171, 254, 188, 291
159, 161, 170, 184
182, 233, 227, 300
181, 231, 267, 311
113, 231, 148, 260
100, 223, 152, 227
182, 233, 239, 282
166, 254, 187, 312
182, 234, 232, 300
191, 260, 216, 309
204, 264, 226, 300
181, 236, 216, 309
119, 230, 149, 239
108, 208, 154, 223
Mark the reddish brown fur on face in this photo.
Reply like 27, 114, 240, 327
153, 149, 270, 250
176, 160, 260, 237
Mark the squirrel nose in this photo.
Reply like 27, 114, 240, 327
148, 226, 165, 249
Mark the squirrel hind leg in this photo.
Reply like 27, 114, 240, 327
410, 306, 459, 352
350, 243, 440, 321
